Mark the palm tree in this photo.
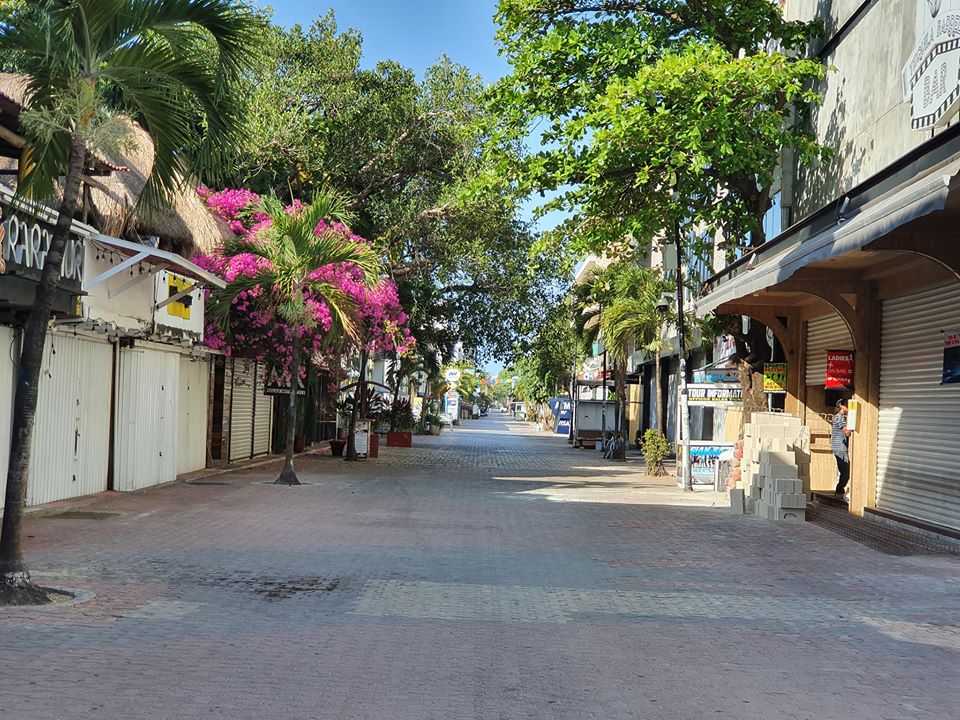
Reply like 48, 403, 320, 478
0, 0, 260, 605
601, 266, 671, 460
209, 191, 381, 485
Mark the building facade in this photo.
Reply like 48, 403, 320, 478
698, 0, 960, 534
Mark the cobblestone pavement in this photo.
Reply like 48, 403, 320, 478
2, 414, 959, 719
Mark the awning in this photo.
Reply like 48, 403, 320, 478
84, 233, 225, 295
696, 159, 960, 315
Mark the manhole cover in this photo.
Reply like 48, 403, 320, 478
202, 574, 341, 601
47, 511, 120, 520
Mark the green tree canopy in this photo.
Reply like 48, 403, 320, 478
487, 0, 829, 254
231, 12, 566, 361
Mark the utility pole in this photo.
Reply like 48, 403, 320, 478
675, 218, 693, 492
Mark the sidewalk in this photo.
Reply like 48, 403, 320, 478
1, 414, 958, 720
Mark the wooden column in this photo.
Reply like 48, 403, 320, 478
848, 285, 881, 517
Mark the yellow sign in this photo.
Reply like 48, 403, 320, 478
166, 276, 192, 320
763, 362, 787, 393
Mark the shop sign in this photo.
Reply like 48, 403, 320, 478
687, 383, 742, 406
763, 362, 788, 394
676, 441, 735, 487
695, 366, 739, 384
713, 333, 737, 361
354, 420, 369, 457
903, 1, 960, 129
1, 208, 85, 291
444, 368, 462, 383
942, 331, 960, 384
264, 366, 307, 396
825, 350, 854, 389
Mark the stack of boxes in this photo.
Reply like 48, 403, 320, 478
731, 412, 811, 521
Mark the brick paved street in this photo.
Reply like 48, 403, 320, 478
2, 414, 959, 719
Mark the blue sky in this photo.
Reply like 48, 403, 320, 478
254, 1, 509, 83
253, 2, 549, 373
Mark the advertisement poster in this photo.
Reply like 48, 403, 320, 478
355, 420, 369, 458
677, 441, 735, 488
825, 350, 854, 389
763, 362, 787, 394
444, 389, 460, 418
687, 383, 742, 406
943, 332, 960, 385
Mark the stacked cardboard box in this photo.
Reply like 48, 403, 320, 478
734, 412, 810, 521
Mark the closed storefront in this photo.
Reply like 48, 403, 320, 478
252, 363, 273, 457
114, 345, 178, 492
229, 359, 256, 462
177, 355, 210, 475
29, 332, 113, 506
805, 314, 853, 387
876, 282, 960, 531
229, 358, 274, 462
0, 326, 14, 505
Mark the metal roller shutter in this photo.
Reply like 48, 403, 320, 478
806, 314, 853, 386
876, 282, 960, 530
0, 326, 16, 507
229, 359, 255, 462
177, 356, 209, 475
252, 362, 273, 457
30, 333, 112, 505
115, 346, 178, 492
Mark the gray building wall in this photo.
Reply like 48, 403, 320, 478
784, 0, 957, 219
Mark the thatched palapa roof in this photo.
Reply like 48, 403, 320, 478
0, 72, 232, 257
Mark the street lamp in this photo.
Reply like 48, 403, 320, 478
673, 216, 693, 492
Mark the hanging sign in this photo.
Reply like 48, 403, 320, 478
1, 205, 86, 291
903, 0, 960, 130
444, 368, 462, 383
825, 350, 854, 389
694, 366, 739, 383
942, 332, 960, 384
713, 334, 737, 362
264, 364, 307, 395
763, 362, 788, 394
687, 383, 742, 406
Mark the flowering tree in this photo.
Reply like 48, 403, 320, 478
202, 187, 381, 484
198, 185, 414, 470
319, 263, 415, 460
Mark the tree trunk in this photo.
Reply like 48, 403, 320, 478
655, 347, 665, 434
0, 135, 86, 605
345, 348, 368, 461
275, 331, 301, 485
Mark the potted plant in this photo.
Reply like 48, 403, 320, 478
329, 433, 347, 457
386, 398, 415, 447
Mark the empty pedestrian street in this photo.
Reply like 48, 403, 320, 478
1, 414, 958, 720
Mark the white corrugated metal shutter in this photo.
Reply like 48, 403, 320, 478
876, 282, 960, 530
115, 346, 178, 492
177, 356, 209, 475
29, 333, 112, 505
229, 358, 255, 462
252, 362, 273, 457
805, 314, 854, 386
0, 326, 18, 508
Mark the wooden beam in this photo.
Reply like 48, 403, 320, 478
867, 234, 960, 280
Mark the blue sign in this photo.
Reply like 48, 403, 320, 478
555, 419, 571, 435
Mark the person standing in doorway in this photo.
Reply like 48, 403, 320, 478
832, 398, 853, 496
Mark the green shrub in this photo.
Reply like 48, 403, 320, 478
641, 429, 669, 476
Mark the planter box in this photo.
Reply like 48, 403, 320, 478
386, 430, 413, 448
